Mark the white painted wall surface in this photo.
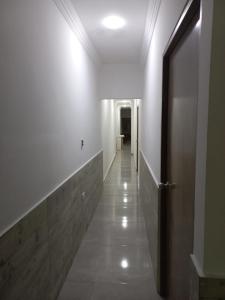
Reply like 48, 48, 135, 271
100, 64, 144, 99
141, 0, 188, 182
201, 0, 225, 276
101, 100, 116, 180
193, 0, 214, 274
0, 0, 101, 235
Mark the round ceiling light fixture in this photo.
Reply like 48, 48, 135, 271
102, 15, 126, 30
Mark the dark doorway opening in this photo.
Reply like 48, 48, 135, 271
120, 108, 131, 146
136, 106, 139, 172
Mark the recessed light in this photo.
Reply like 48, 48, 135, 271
102, 15, 126, 30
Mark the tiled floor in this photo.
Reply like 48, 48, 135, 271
58, 146, 161, 300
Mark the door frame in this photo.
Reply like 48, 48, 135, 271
159, 0, 201, 296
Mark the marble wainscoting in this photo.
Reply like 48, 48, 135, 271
0, 151, 103, 300
139, 152, 162, 293
190, 255, 225, 300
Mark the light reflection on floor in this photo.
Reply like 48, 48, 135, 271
58, 145, 162, 300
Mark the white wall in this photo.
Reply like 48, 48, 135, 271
193, 0, 214, 275
202, 0, 225, 276
141, 0, 188, 181
141, 0, 216, 275
0, 0, 101, 235
101, 100, 116, 179
100, 64, 144, 99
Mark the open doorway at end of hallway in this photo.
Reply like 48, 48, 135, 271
120, 107, 131, 148
101, 99, 141, 181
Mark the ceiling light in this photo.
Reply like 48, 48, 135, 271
102, 15, 126, 30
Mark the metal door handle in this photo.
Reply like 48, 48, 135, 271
159, 182, 176, 190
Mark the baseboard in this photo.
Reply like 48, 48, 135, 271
190, 254, 225, 299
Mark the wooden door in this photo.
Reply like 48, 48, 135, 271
160, 0, 200, 298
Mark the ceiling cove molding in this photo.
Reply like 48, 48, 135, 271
141, 0, 162, 64
53, 0, 101, 65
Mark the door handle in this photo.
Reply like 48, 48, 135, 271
159, 182, 176, 190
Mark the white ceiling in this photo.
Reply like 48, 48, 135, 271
70, 0, 150, 64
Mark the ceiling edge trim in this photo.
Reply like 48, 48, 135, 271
53, 0, 101, 66
141, 0, 162, 64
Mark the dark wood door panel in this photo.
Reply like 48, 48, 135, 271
160, 0, 201, 298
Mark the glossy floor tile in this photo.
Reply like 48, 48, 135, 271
58, 145, 162, 300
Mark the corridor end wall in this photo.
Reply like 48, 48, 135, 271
100, 63, 144, 100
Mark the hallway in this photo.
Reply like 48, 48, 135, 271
1, 1, 225, 299
58, 147, 161, 300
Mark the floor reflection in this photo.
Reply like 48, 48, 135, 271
120, 258, 129, 269
120, 144, 132, 181
58, 146, 162, 300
